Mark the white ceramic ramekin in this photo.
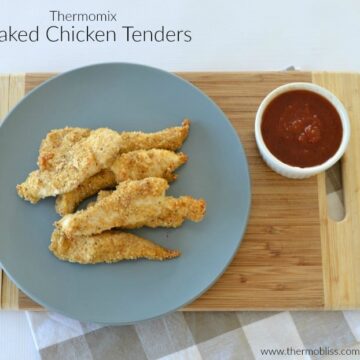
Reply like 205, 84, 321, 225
254, 82, 350, 179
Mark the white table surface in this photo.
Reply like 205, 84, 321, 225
1, 0, 360, 73
1, 0, 360, 358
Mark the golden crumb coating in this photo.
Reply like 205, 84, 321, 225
85, 190, 113, 208
111, 149, 187, 183
17, 128, 122, 203
96, 190, 113, 201
20, 121, 189, 205
56, 177, 206, 237
55, 169, 116, 216
50, 229, 180, 264
118, 119, 190, 153
38, 127, 91, 171
39, 120, 189, 171
55, 149, 187, 216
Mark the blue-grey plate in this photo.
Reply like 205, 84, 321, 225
0, 63, 251, 324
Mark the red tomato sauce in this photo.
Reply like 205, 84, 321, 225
261, 90, 343, 167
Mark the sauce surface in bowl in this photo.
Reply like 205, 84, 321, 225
261, 90, 343, 168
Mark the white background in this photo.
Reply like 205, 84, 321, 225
0, 0, 360, 359
0, 0, 360, 73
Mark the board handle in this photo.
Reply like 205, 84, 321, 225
313, 72, 360, 309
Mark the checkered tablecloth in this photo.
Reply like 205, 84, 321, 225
27, 310, 360, 359
24, 163, 360, 360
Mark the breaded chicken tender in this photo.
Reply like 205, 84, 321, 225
38, 127, 91, 171
50, 229, 180, 264
110, 149, 188, 182
55, 150, 188, 216
56, 177, 206, 237
17, 128, 122, 203
85, 190, 112, 209
55, 169, 116, 215
96, 190, 113, 201
38, 120, 189, 171
118, 119, 190, 152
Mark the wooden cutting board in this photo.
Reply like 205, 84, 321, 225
1, 71, 359, 311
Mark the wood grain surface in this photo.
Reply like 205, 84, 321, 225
313, 72, 360, 309
0, 74, 25, 310
0, 74, 8, 310
180, 72, 323, 310
0, 71, 356, 311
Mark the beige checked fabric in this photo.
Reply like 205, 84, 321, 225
27, 310, 360, 360
26, 163, 360, 360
